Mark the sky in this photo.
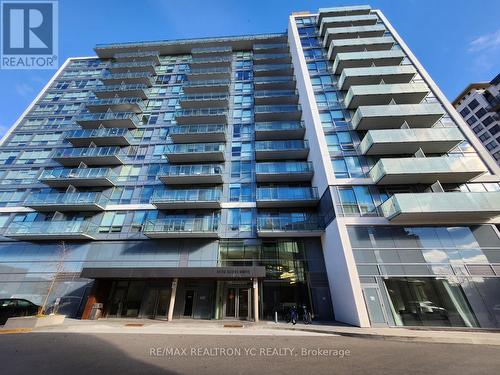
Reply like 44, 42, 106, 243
0, 0, 499, 137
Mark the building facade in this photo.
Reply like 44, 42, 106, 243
1, 5, 500, 328
453, 74, 500, 165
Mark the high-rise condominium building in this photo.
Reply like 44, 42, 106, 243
453, 74, 500, 165
1, 5, 499, 328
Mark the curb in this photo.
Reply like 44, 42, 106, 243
268, 326, 500, 346
0, 328, 33, 335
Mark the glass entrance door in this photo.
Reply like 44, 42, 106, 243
141, 287, 171, 319
223, 286, 250, 320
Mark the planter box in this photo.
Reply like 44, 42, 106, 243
4, 315, 65, 329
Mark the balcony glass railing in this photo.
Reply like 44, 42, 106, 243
254, 105, 301, 113
257, 216, 324, 232
255, 121, 304, 131
113, 50, 159, 59
257, 187, 318, 201
184, 79, 231, 87
253, 53, 290, 60
5, 220, 95, 237
101, 72, 153, 80
256, 161, 313, 174
180, 93, 229, 101
52, 146, 125, 159
170, 124, 225, 135
254, 90, 297, 98
25, 192, 108, 207
254, 43, 288, 50
86, 97, 144, 109
74, 112, 140, 123
191, 46, 232, 54
255, 140, 308, 151
66, 128, 131, 140
39, 168, 117, 182
176, 108, 228, 117
143, 217, 219, 233
254, 64, 293, 71
188, 67, 231, 74
166, 143, 225, 153
160, 164, 223, 177
152, 188, 222, 203
190, 56, 232, 64
254, 76, 295, 83
110, 61, 157, 69
93, 83, 149, 94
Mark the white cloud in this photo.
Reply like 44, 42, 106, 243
468, 28, 500, 52
15, 83, 35, 97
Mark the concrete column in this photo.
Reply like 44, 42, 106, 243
167, 278, 178, 322
253, 278, 259, 322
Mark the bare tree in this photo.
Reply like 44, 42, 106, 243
40, 241, 68, 315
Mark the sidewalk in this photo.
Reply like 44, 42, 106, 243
3, 318, 500, 345
269, 322, 500, 346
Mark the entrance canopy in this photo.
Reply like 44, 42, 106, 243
81, 266, 266, 279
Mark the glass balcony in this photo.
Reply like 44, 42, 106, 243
191, 46, 232, 57
179, 93, 229, 108
256, 162, 314, 182
143, 217, 219, 238
327, 36, 395, 60
86, 97, 144, 114
189, 56, 232, 68
253, 53, 291, 64
332, 50, 405, 73
175, 108, 228, 124
323, 24, 386, 48
359, 128, 464, 155
255, 121, 305, 140
24, 192, 108, 212
254, 90, 298, 105
255, 140, 309, 160
339, 65, 416, 90
380, 192, 500, 224
256, 216, 324, 237
254, 76, 296, 90
158, 164, 223, 185
100, 72, 154, 86
253, 43, 288, 53
165, 143, 225, 163
113, 50, 160, 64
319, 14, 378, 36
253, 64, 293, 76
39, 168, 117, 188
344, 83, 429, 109
254, 105, 302, 121
318, 5, 371, 23
352, 103, 445, 130
74, 112, 140, 129
151, 188, 222, 209
65, 128, 132, 147
109, 60, 157, 74
187, 67, 231, 80
93, 84, 149, 99
4, 220, 96, 240
52, 146, 126, 166
183, 79, 231, 93
256, 187, 319, 208
169, 124, 226, 143
369, 157, 488, 185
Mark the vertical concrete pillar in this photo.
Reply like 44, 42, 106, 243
253, 278, 259, 322
168, 278, 178, 321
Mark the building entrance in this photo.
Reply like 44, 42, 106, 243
223, 284, 251, 320
141, 287, 171, 319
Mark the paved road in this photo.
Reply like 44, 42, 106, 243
0, 332, 499, 375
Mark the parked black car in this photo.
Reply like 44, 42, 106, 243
0, 299, 40, 325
